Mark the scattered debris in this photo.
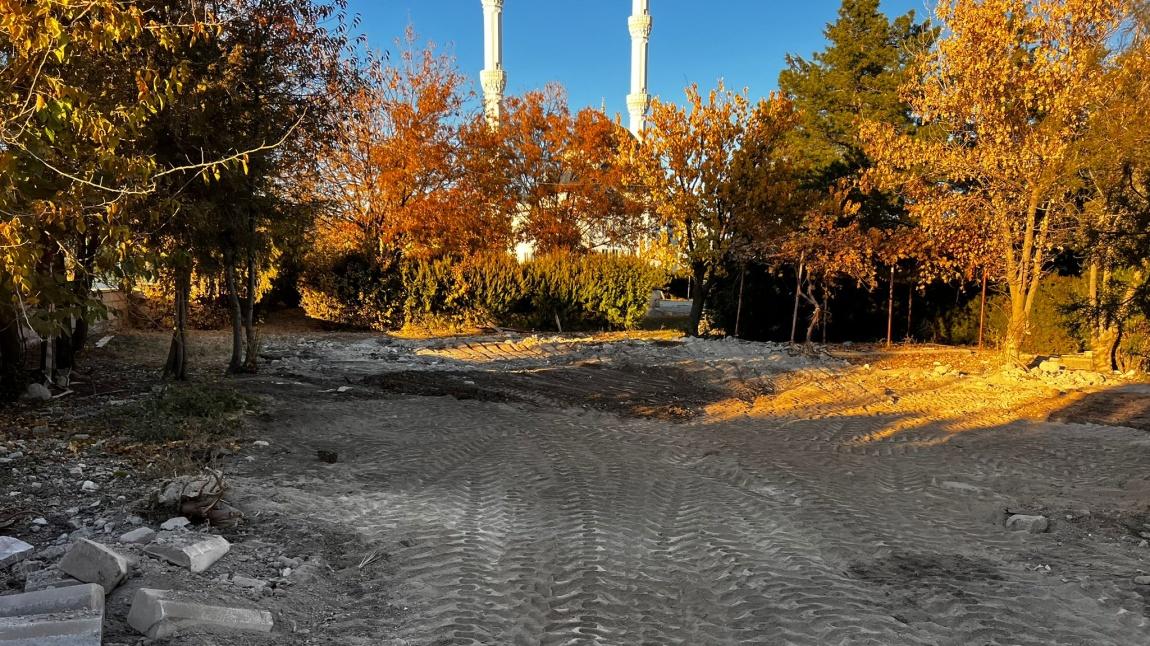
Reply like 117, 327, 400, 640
23, 568, 83, 593
1037, 359, 1063, 374
144, 532, 230, 573
0, 536, 33, 569
0, 583, 104, 645
1006, 514, 1050, 534
126, 588, 274, 638
58, 539, 130, 591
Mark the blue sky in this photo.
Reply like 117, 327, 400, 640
345, 1, 929, 116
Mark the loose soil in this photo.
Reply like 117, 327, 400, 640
3, 326, 1150, 645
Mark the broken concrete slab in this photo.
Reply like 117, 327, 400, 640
127, 588, 273, 638
144, 533, 229, 573
118, 527, 156, 545
57, 538, 130, 591
0, 583, 104, 645
23, 568, 83, 593
1006, 514, 1050, 534
0, 537, 34, 569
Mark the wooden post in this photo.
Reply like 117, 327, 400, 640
735, 264, 746, 338
886, 265, 895, 348
790, 253, 804, 344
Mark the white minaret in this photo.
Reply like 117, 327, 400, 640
481, 0, 506, 125
627, 0, 652, 137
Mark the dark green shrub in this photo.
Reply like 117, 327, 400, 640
932, 274, 1086, 353
300, 251, 665, 331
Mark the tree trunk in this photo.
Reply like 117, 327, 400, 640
977, 269, 988, 349
1002, 279, 1028, 360
242, 241, 258, 372
163, 266, 190, 380
687, 263, 710, 337
734, 264, 746, 338
905, 284, 913, 341
790, 256, 804, 344
821, 289, 829, 344
224, 250, 244, 374
886, 265, 895, 348
0, 298, 25, 399
801, 284, 822, 344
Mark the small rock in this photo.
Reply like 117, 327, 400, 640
0, 536, 34, 569
1006, 514, 1050, 534
30, 517, 47, 526
58, 538, 131, 591
127, 588, 273, 638
80, 480, 98, 492
33, 545, 66, 561
159, 516, 191, 531
119, 527, 156, 544
1038, 359, 1062, 374
1135, 576, 1150, 585
144, 533, 230, 573
231, 575, 268, 593
252, 440, 269, 448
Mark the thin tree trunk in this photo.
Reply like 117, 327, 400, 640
734, 264, 746, 338
0, 296, 25, 399
886, 265, 895, 348
687, 264, 710, 337
163, 266, 190, 380
224, 249, 244, 374
821, 289, 829, 344
905, 283, 913, 341
790, 255, 805, 344
242, 240, 258, 372
978, 269, 988, 349
801, 284, 822, 344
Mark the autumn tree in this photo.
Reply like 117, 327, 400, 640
0, 1, 224, 390
1074, 16, 1150, 369
310, 29, 509, 264
864, 0, 1131, 357
639, 84, 796, 336
495, 87, 643, 254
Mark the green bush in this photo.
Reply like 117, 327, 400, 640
301, 251, 664, 332
931, 274, 1086, 354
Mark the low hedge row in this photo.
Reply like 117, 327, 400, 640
300, 252, 665, 332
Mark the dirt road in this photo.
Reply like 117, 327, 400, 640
228, 335, 1150, 645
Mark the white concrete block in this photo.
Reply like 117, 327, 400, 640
0, 583, 103, 645
0, 537, 33, 569
57, 539, 130, 591
127, 588, 273, 638
144, 533, 229, 573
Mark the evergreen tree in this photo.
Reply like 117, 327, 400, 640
778, 0, 935, 192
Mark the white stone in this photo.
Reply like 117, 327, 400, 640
118, 527, 156, 544
127, 588, 273, 638
0, 536, 34, 569
159, 516, 191, 531
144, 533, 230, 573
0, 583, 103, 645
79, 481, 97, 493
1038, 359, 1063, 374
1135, 575, 1150, 585
1006, 514, 1050, 534
57, 538, 130, 591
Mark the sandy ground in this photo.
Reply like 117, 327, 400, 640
5, 327, 1150, 644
